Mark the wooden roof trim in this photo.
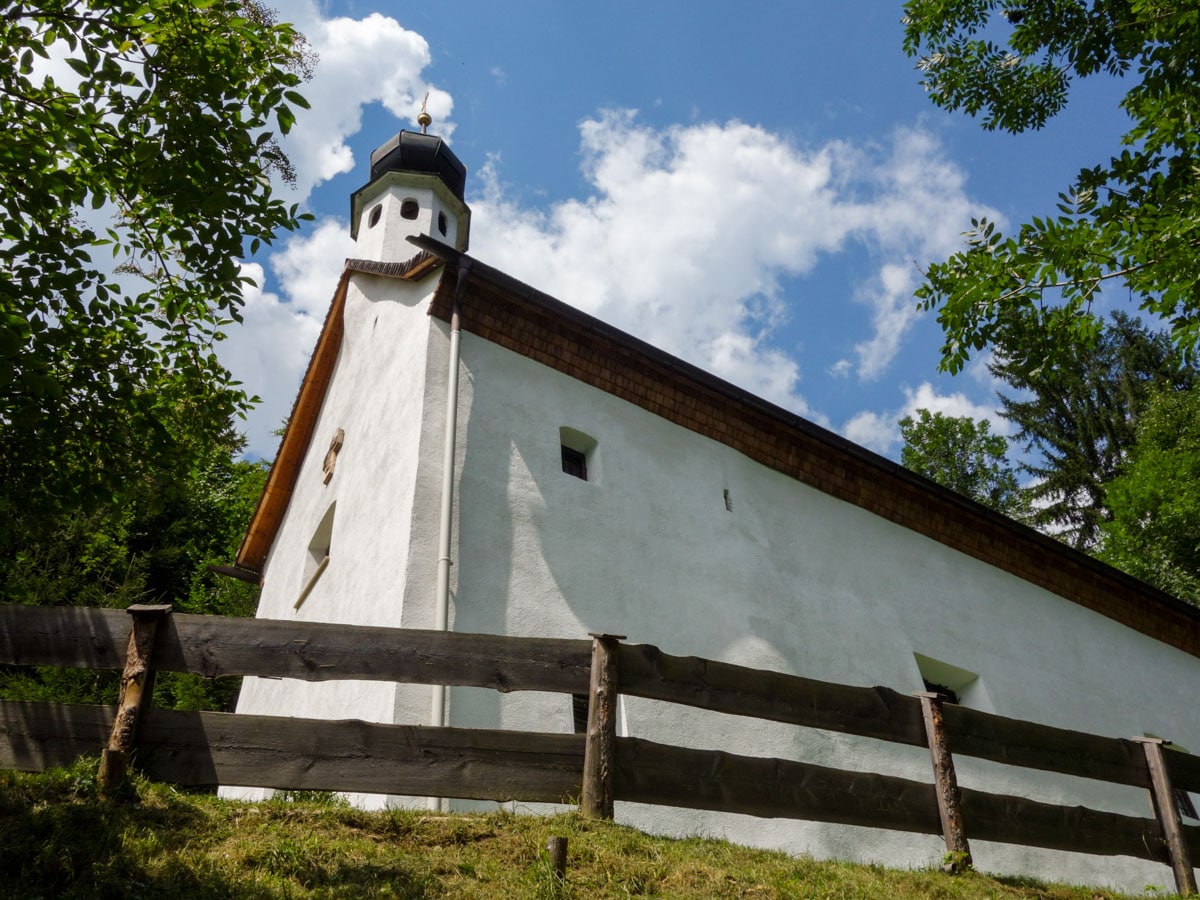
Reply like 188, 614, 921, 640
345, 251, 440, 282
235, 270, 350, 572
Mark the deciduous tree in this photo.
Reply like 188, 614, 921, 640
902, 0, 1200, 372
0, 434, 268, 709
1099, 387, 1200, 604
899, 409, 1028, 519
0, 0, 310, 548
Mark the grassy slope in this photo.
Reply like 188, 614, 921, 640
0, 762, 1157, 899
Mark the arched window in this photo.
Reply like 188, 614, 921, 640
400, 198, 419, 220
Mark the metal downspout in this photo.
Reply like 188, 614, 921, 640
429, 259, 470, 811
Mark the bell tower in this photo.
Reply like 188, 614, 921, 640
349, 115, 471, 261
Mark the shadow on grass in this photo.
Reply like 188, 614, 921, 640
0, 762, 437, 899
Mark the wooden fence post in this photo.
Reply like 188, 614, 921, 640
581, 632, 624, 819
546, 836, 568, 891
1134, 737, 1197, 896
99, 604, 171, 795
914, 691, 972, 872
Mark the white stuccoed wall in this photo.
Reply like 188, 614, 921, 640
224, 269, 442, 808
411, 327, 1200, 892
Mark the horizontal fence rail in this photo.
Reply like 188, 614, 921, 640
0, 603, 1196, 894
0, 604, 592, 694
0, 701, 583, 802
615, 642, 1160, 789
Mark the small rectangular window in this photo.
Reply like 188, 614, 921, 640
572, 693, 589, 734
1178, 789, 1199, 820
561, 445, 588, 480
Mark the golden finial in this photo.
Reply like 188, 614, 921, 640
417, 91, 432, 134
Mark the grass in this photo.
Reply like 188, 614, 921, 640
0, 760, 1162, 899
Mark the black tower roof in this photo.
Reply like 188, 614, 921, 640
368, 131, 466, 202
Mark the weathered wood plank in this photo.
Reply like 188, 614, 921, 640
155, 615, 592, 695
959, 785, 1170, 863
0, 605, 593, 695
0, 700, 584, 802
941, 704, 1152, 788
0, 701, 113, 771
615, 736, 1173, 863
614, 736, 943, 833
614, 643, 1159, 791
135, 708, 584, 802
0, 605, 130, 669
615, 643, 928, 747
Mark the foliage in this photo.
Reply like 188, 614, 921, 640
0, 0, 311, 547
992, 312, 1194, 549
899, 409, 1028, 519
902, 0, 1200, 373
0, 439, 267, 711
1099, 387, 1200, 603
0, 763, 1144, 898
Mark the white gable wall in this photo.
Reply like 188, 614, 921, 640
421, 327, 1199, 891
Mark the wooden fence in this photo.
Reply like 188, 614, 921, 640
0, 603, 1197, 894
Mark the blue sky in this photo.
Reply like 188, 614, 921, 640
223, 1, 1130, 459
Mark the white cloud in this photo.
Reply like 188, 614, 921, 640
839, 381, 1006, 456
469, 111, 997, 416
221, 218, 354, 457
845, 127, 1002, 380
269, 218, 357, 317
901, 382, 1004, 427
272, 0, 454, 203
841, 411, 896, 453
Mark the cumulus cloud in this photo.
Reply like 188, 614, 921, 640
272, 0, 453, 203
469, 111, 997, 417
221, 219, 354, 457
841, 382, 1007, 455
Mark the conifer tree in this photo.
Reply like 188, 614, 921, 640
991, 313, 1194, 548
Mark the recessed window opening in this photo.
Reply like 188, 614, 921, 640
914, 652, 989, 709
437, 211, 448, 236
922, 679, 959, 704
571, 693, 588, 734
367, 204, 382, 228
295, 502, 335, 609
1180, 789, 1199, 820
562, 446, 587, 480
559, 427, 598, 482
400, 198, 419, 220
723, 489, 733, 512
